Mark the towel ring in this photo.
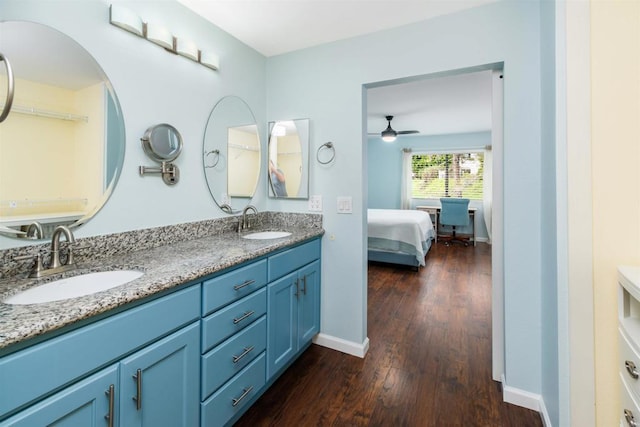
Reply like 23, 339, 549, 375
205, 149, 220, 168
0, 53, 15, 123
316, 141, 335, 165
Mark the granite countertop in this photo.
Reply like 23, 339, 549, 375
0, 226, 323, 350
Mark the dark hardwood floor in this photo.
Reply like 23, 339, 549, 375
235, 242, 543, 426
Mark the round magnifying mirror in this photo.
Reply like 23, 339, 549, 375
141, 123, 183, 163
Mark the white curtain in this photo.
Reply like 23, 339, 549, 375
401, 148, 412, 209
483, 146, 493, 243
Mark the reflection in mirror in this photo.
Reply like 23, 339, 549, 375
203, 96, 260, 213
268, 119, 309, 199
0, 21, 125, 239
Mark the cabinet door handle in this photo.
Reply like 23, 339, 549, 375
233, 279, 255, 291
232, 346, 255, 363
132, 369, 142, 410
294, 278, 299, 299
625, 409, 638, 427
104, 384, 115, 427
233, 310, 255, 324
301, 275, 307, 295
231, 386, 254, 407
626, 360, 639, 379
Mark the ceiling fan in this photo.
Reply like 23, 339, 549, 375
369, 115, 419, 142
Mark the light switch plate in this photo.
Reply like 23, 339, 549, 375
309, 195, 323, 212
337, 196, 352, 214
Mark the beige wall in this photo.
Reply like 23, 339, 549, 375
228, 127, 260, 197
0, 78, 105, 220
591, 1, 640, 424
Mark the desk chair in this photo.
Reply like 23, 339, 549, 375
439, 198, 470, 246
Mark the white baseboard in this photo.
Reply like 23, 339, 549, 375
313, 333, 369, 358
501, 375, 549, 425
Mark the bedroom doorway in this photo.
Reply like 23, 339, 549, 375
364, 64, 504, 382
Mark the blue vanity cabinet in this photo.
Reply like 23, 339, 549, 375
200, 261, 268, 427
118, 322, 200, 427
0, 365, 119, 427
267, 240, 321, 379
0, 285, 201, 426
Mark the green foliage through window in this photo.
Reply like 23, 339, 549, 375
411, 152, 484, 199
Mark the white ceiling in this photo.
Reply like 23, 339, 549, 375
177, 0, 496, 57
180, 0, 496, 138
366, 70, 493, 138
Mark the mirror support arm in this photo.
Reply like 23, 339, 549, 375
139, 162, 180, 185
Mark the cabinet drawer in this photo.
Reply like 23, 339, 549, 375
202, 288, 267, 352
202, 260, 267, 316
201, 352, 266, 427
202, 316, 266, 400
268, 239, 320, 282
0, 285, 200, 419
620, 328, 640, 397
621, 371, 640, 427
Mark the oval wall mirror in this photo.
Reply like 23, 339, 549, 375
203, 96, 261, 214
0, 21, 126, 240
268, 119, 309, 199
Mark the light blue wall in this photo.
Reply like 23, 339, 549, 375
2, 0, 553, 407
540, 0, 560, 425
0, 0, 267, 249
266, 0, 543, 395
367, 131, 491, 240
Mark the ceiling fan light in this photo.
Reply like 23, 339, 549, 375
381, 127, 397, 142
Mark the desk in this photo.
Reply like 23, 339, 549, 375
416, 205, 477, 246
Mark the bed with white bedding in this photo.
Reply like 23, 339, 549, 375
367, 208, 436, 268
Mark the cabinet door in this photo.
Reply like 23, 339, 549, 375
0, 366, 118, 427
119, 322, 199, 427
267, 272, 297, 379
297, 260, 320, 348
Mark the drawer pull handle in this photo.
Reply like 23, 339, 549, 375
625, 409, 637, 427
233, 310, 255, 324
133, 369, 142, 410
232, 385, 254, 407
233, 279, 255, 291
104, 384, 115, 427
232, 346, 255, 363
626, 360, 639, 379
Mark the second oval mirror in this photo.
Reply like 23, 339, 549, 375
203, 96, 260, 213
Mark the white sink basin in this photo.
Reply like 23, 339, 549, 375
4, 270, 144, 305
242, 231, 292, 240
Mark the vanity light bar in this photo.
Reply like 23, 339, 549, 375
109, 4, 219, 72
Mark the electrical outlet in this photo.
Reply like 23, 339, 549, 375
309, 195, 322, 212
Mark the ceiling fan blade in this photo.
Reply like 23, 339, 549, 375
397, 130, 419, 135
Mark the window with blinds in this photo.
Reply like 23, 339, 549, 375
411, 152, 484, 200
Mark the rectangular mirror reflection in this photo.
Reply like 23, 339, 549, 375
268, 119, 309, 199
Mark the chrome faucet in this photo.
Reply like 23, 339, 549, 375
50, 225, 76, 269
26, 221, 44, 239
238, 205, 258, 232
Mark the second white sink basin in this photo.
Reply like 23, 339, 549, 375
242, 231, 292, 240
4, 270, 144, 305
